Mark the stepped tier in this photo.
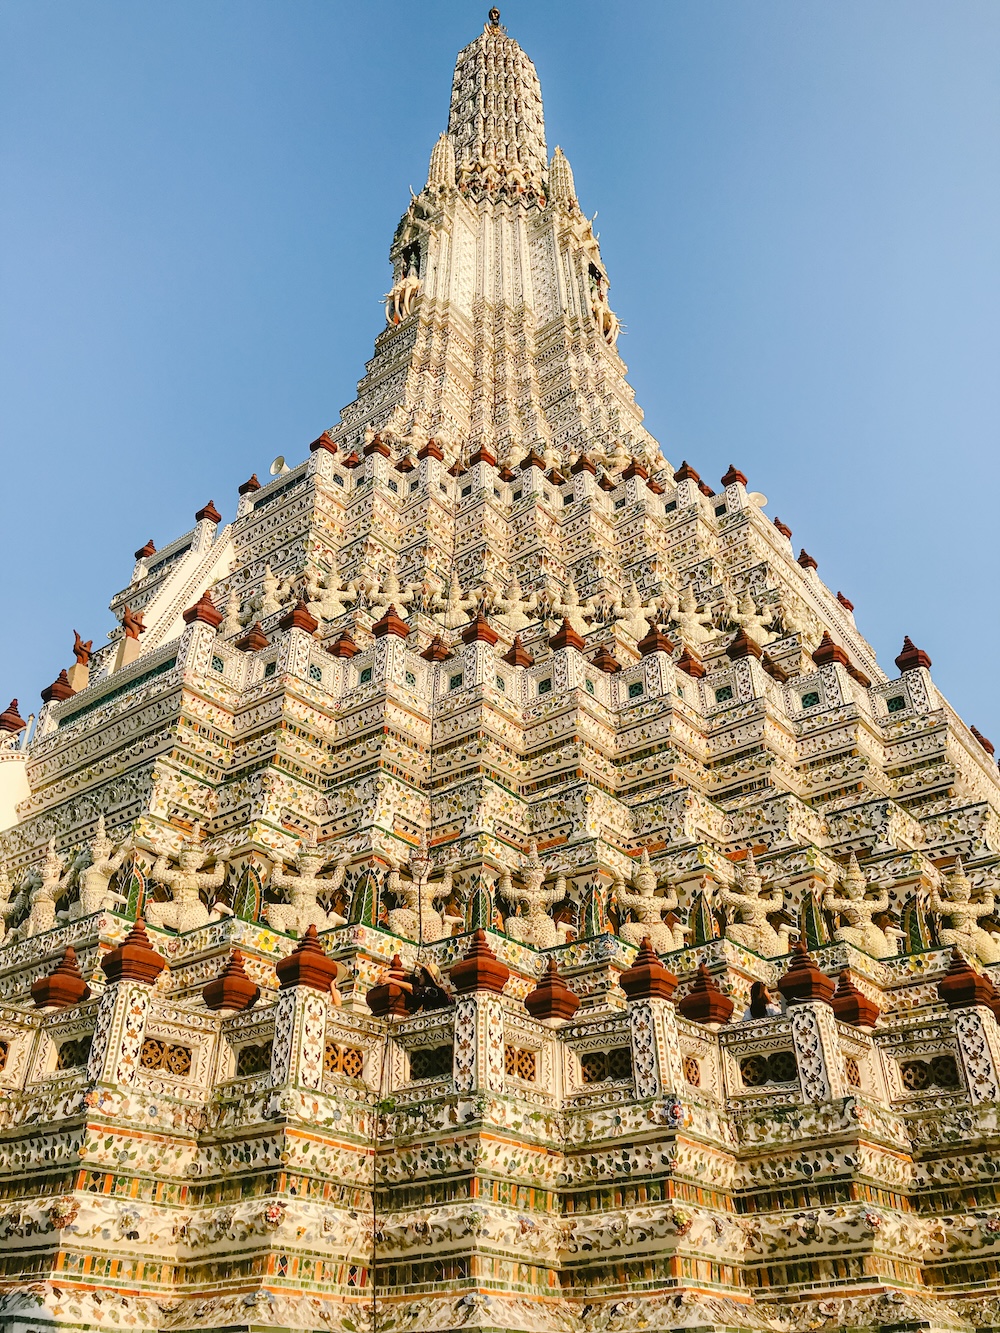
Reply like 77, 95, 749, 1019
2, 11, 1000, 1333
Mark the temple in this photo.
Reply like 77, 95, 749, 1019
3, 11, 1000, 1333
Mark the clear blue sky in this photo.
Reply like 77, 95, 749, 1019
2, 1, 999, 742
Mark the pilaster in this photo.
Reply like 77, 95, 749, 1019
788, 1001, 847, 1102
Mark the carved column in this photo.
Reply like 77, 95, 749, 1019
953, 1006, 1000, 1104
789, 1002, 847, 1103
629, 999, 684, 1099
450, 929, 509, 1096
271, 925, 338, 1089
87, 919, 166, 1087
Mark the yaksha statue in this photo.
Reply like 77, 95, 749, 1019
929, 859, 1000, 964
500, 840, 573, 949
266, 839, 349, 936
386, 265, 421, 324
822, 853, 895, 959
386, 835, 462, 944
146, 826, 229, 933
716, 853, 792, 957
24, 838, 71, 937
613, 849, 687, 954
71, 816, 133, 919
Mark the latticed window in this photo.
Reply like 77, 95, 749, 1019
236, 1040, 273, 1077
683, 1054, 701, 1087
581, 1047, 633, 1084
324, 1041, 365, 1078
409, 1045, 453, 1081
140, 1038, 193, 1075
900, 1054, 961, 1092
739, 1049, 798, 1087
504, 1044, 537, 1082
845, 1057, 862, 1088
0, 1040, 8, 1072
55, 1036, 92, 1070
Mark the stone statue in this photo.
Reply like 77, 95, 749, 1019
731, 589, 775, 645
929, 860, 1000, 964
671, 586, 717, 647
220, 590, 242, 638
493, 570, 539, 633
611, 583, 662, 643
267, 841, 350, 936
433, 570, 478, 629
500, 841, 572, 949
306, 570, 357, 622
716, 854, 792, 957
590, 272, 620, 346
24, 839, 71, 937
0, 856, 14, 944
822, 854, 894, 959
385, 836, 462, 944
386, 266, 421, 324
147, 827, 229, 933
369, 567, 415, 620
71, 816, 132, 919
121, 606, 146, 640
613, 849, 687, 953
549, 575, 596, 637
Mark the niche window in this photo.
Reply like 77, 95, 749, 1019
887, 695, 906, 713
628, 681, 644, 699
714, 685, 733, 703
359, 666, 373, 685
538, 678, 552, 695
800, 691, 820, 709
449, 672, 464, 690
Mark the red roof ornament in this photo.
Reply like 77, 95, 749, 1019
846, 663, 871, 688
836, 591, 854, 612
938, 948, 994, 1010
238, 474, 261, 495
673, 460, 701, 484
449, 929, 510, 996
971, 726, 996, 757
30, 946, 91, 1009
121, 606, 146, 640
236, 622, 270, 652
773, 518, 792, 539
417, 439, 445, 461
590, 643, 621, 674
342, 450, 363, 469
524, 958, 580, 1024
41, 670, 75, 704
675, 645, 706, 679
895, 636, 932, 672
637, 621, 675, 657
366, 953, 413, 1017
371, 604, 410, 639
182, 589, 223, 629
776, 941, 834, 1007
550, 619, 586, 652
621, 460, 648, 482
619, 937, 678, 1002
726, 627, 762, 661
327, 629, 360, 658
797, 549, 818, 571
501, 635, 534, 667
203, 949, 260, 1011
278, 599, 319, 635
195, 500, 222, 525
761, 652, 789, 683
721, 465, 748, 487
519, 450, 546, 472
697, 481, 715, 498
469, 446, 497, 467
276, 924, 342, 993
101, 918, 167, 986
811, 632, 849, 668
309, 430, 338, 455
421, 634, 454, 662
461, 609, 499, 646
0, 700, 26, 733
135, 539, 156, 560
570, 454, 596, 476
677, 963, 734, 1026
830, 968, 880, 1028
363, 434, 391, 458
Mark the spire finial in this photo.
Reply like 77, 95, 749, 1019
488, 7, 501, 27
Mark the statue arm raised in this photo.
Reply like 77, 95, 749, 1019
269, 859, 290, 891
204, 861, 228, 891
151, 856, 175, 887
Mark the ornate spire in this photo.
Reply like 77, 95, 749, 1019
548, 147, 577, 207
427, 132, 456, 189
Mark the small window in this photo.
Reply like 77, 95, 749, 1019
405, 670, 416, 687
628, 681, 644, 699
513, 490, 522, 502
140, 1038, 192, 1076
683, 1054, 701, 1087
410, 480, 420, 492
264, 661, 277, 678
324, 1041, 365, 1078
800, 691, 820, 708
211, 655, 225, 674
309, 664, 323, 683
333, 472, 345, 487
538, 678, 552, 695
359, 666, 373, 684
495, 674, 505, 692
449, 672, 464, 690
740, 1050, 798, 1087
614, 498, 626, 510
887, 695, 906, 713
899, 1054, 960, 1091
387, 479, 398, 494
461, 484, 472, 498
581, 1047, 633, 1084
585, 678, 595, 696
55, 1036, 92, 1070
494, 487, 501, 498
665, 500, 677, 513
409, 1045, 453, 1081
440, 483, 447, 493
845, 1057, 862, 1088
676, 686, 685, 699
0, 1040, 8, 1071
714, 685, 733, 703
714, 504, 727, 517
504, 1045, 537, 1082
236, 1041, 273, 1077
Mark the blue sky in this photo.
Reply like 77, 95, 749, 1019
2, 1, 999, 743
